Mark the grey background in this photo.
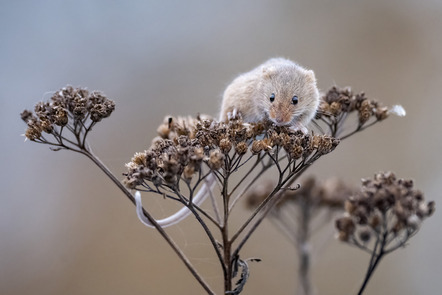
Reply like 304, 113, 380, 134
1, 0, 441, 294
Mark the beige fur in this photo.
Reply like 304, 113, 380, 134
220, 58, 320, 130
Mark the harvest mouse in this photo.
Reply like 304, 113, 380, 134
135, 58, 320, 228
220, 57, 320, 132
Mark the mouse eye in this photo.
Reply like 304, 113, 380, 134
269, 93, 275, 102
292, 96, 299, 105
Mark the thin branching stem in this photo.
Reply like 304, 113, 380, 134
80, 149, 215, 294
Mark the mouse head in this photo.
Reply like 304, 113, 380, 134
259, 63, 320, 128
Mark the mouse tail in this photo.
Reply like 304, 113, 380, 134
135, 174, 217, 228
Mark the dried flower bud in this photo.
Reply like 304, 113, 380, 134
54, 107, 68, 126
24, 124, 42, 141
291, 145, 304, 159
219, 138, 232, 154
131, 152, 147, 166
235, 141, 248, 155
311, 135, 322, 150
40, 118, 53, 133
406, 214, 421, 231
123, 176, 141, 189
21, 110, 34, 123
330, 101, 342, 116
208, 149, 224, 170
369, 214, 381, 229
338, 230, 350, 242
375, 106, 389, 120
336, 216, 355, 235
190, 147, 205, 162
183, 165, 196, 181
427, 201, 436, 216
251, 140, 264, 154
317, 136, 335, 154
359, 229, 372, 243
345, 199, 357, 215
157, 121, 171, 138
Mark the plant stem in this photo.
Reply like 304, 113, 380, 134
81, 149, 214, 295
297, 197, 312, 295
221, 172, 233, 293
357, 227, 388, 295
357, 252, 384, 295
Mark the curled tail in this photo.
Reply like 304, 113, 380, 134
135, 174, 217, 228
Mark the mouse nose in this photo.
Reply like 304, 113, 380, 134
274, 116, 288, 126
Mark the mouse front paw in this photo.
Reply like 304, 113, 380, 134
227, 109, 242, 121
289, 123, 308, 134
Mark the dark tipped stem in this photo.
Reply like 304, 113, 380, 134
357, 251, 384, 295
357, 228, 388, 295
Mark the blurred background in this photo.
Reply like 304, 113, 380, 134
1, 0, 441, 294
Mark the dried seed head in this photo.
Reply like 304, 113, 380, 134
24, 124, 42, 141
375, 106, 389, 120
291, 145, 304, 159
125, 115, 339, 201
359, 229, 372, 243
131, 152, 147, 166
208, 149, 224, 170
21, 86, 115, 142
251, 140, 264, 154
21, 110, 34, 123
330, 101, 342, 116
314, 86, 402, 140
219, 137, 232, 154
336, 216, 355, 235
183, 165, 196, 181
335, 172, 435, 249
235, 141, 248, 155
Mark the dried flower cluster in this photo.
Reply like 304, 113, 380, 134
314, 87, 405, 138
246, 176, 354, 211
335, 172, 434, 295
20, 86, 115, 145
124, 116, 339, 192
336, 171, 434, 250
245, 176, 356, 295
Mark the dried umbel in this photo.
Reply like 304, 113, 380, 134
20, 86, 115, 145
315, 87, 405, 138
336, 172, 434, 245
245, 176, 356, 295
246, 176, 354, 212
124, 116, 340, 193
335, 172, 435, 294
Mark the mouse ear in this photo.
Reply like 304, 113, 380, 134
262, 66, 277, 79
305, 70, 317, 84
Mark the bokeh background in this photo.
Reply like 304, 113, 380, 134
2, 0, 441, 294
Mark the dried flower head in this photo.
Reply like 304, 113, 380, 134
124, 115, 339, 199
336, 172, 434, 250
246, 176, 354, 212
21, 86, 115, 147
314, 86, 405, 139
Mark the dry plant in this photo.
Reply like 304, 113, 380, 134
21, 86, 434, 294
245, 176, 355, 295
336, 172, 435, 295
